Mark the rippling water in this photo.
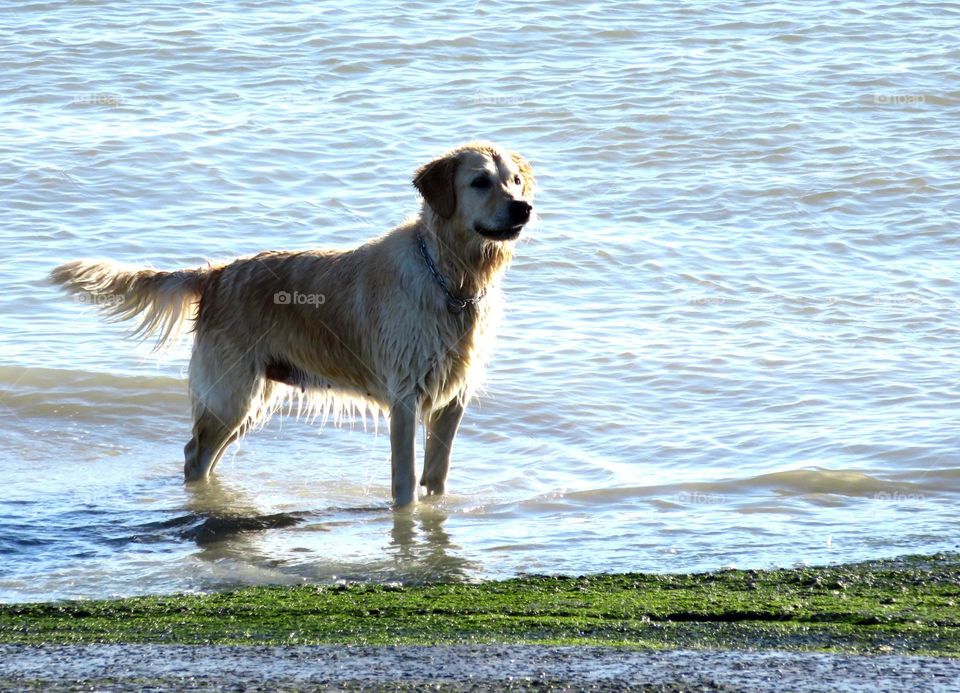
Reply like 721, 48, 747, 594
2, 1, 959, 601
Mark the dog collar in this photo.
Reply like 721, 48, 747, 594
416, 232, 487, 314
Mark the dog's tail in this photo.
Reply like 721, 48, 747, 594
50, 259, 211, 349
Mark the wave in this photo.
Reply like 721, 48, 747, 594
0, 365, 187, 421
549, 467, 950, 506
0, 365, 385, 430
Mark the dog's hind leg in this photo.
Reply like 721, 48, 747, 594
183, 413, 242, 482
420, 398, 465, 496
183, 349, 265, 482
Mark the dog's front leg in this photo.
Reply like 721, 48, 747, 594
390, 397, 419, 508
421, 397, 465, 496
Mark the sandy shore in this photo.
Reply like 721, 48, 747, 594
2, 644, 958, 691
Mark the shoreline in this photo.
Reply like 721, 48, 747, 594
2, 552, 957, 655
2, 553, 958, 689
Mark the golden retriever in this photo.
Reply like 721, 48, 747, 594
51, 142, 535, 507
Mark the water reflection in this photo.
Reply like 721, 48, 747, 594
387, 505, 476, 582
182, 479, 479, 584
184, 476, 263, 517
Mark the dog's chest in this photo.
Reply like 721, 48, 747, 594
421, 305, 493, 406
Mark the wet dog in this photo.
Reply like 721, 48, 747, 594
51, 142, 535, 507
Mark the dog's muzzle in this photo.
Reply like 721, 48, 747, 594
475, 200, 533, 241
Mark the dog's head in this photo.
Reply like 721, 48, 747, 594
413, 142, 535, 242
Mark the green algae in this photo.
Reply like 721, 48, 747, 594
2, 553, 958, 655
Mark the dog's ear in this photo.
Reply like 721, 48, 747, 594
413, 153, 459, 219
511, 153, 535, 198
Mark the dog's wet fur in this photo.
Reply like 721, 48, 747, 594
51, 142, 535, 507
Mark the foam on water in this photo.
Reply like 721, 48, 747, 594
2, 0, 959, 601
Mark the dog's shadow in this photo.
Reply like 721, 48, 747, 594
180, 478, 307, 547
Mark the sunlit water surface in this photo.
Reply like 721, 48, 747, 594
2, 1, 959, 601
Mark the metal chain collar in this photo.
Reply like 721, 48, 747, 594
416, 232, 487, 314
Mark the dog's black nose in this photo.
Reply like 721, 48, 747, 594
509, 200, 532, 225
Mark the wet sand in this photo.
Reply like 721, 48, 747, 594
1, 644, 958, 692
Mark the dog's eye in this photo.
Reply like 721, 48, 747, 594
513, 174, 522, 185
470, 176, 491, 190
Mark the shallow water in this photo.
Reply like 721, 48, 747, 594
2, 0, 959, 602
